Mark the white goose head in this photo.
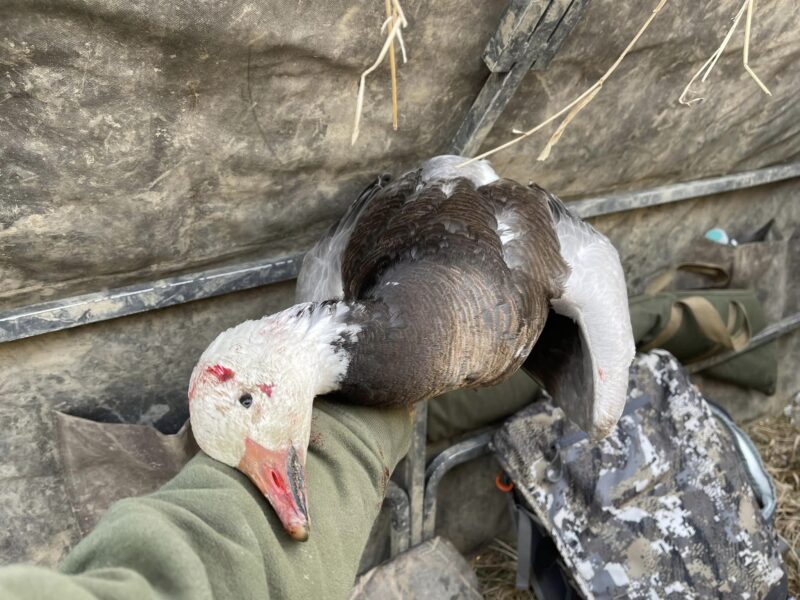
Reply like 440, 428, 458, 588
188, 302, 360, 540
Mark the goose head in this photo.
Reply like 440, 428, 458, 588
188, 302, 361, 541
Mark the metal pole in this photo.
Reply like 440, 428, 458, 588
403, 401, 429, 546
569, 162, 800, 219
421, 431, 494, 541
383, 481, 411, 557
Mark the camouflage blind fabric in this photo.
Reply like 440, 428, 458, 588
493, 350, 786, 599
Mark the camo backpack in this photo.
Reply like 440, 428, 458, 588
494, 350, 787, 600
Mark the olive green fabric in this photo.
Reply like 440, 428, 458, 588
0, 400, 412, 600
630, 290, 777, 394
428, 372, 541, 444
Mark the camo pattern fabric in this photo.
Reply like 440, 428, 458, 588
493, 350, 786, 599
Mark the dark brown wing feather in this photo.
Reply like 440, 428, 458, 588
335, 174, 568, 406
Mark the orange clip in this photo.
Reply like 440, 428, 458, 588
495, 472, 514, 492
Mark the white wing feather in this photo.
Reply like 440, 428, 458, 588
295, 175, 389, 303
295, 224, 353, 303
548, 196, 635, 437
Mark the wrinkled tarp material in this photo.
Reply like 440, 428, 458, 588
0, 400, 412, 600
1, 0, 800, 307
56, 413, 199, 536
493, 350, 787, 600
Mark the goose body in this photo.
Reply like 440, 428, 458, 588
297, 156, 567, 407
188, 155, 634, 540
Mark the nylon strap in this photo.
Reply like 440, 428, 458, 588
681, 297, 734, 347
645, 262, 731, 295
640, 303, 683, 352
640, 296, 752, 361
728, 301, 752, 350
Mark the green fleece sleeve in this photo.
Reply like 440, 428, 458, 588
0, 400, 412, 600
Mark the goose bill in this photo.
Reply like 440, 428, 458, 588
239, 438, 310, 541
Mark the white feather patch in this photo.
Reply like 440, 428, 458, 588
420, 154, 498, 188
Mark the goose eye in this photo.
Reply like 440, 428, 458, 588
239, 393, 253, 408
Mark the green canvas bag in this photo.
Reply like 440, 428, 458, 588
629, 289, 777, 394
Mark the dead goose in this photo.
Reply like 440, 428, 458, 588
187, 155, 635, 541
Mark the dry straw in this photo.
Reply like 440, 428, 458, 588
471, 539, 533, 599
745, 413, 800, 596
351, 0, 408, 145
680, 0, 772, 105
463, 0, 772, 166
460, 0, 669, 167
385, 0, 400, 130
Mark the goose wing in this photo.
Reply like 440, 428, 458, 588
295, 174, 390, 303
335, 166, 567, 398
524, 188, 635, 439
340, 159, 565, 304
